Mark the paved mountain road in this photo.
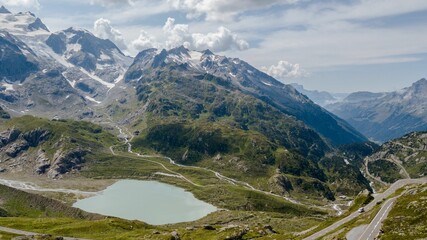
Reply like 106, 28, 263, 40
304, 178, 427, 240
357, 197, 396, 240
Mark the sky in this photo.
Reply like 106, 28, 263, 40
1, 0, 427, 93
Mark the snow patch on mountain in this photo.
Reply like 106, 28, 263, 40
79, 68, 115, 89
1, 82, 14, 91
85, 96, 101, 104
0, 10, 49, 36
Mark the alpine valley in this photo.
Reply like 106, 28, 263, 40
0, 6, 426, 240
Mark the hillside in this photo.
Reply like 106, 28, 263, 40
326, 79, 427, 142
116, 47, 374, 199
123, 47, 366, 146
0, 116, 119, 179
0, 183, 101, 219
380, 183, 427, 239
365, 131, 427, 183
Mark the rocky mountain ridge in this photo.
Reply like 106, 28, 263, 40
125, 47, 366, 146
0, 7, 131, 117
326, 78, 427, 142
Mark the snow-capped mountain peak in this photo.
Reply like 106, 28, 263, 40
0, 9, 49, 36
0, 5, 11, 14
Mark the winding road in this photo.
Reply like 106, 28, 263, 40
112, 124, 311, 206
303, 177, 427, 240
357, 197, 396, 240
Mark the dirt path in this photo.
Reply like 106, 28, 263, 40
109, 124, 336, 213
0, 179, 98, 196
0, 226, 89, 240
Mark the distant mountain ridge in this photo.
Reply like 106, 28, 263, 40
326, 78, 427, 142
290, 83, 348, 107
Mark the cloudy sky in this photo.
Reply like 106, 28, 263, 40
2, 0, 427, 92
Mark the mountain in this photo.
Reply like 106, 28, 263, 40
1, 8, 365, 146
0, 8, 132, 118
0, 7, 383, 239
125, 47, 366, 146
365, 130, 427, 183
0, 5, 11, 14
0, 30, 38, 81
0, 8, 372, 200
290, 83, 348, 107
46, 27, 131, 83
117, 46, 373, 198
326, 79, 427, 142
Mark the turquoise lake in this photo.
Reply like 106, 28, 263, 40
73, 180, 217, 225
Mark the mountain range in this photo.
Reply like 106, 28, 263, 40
0, 7, 373, 200
325, 79, 427, 142
291, 83, 348, 107
1, 5, 427, 239
0, 7, 365, 146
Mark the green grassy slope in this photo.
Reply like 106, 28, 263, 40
380, 184, 427, 239
0, 184, 101, 219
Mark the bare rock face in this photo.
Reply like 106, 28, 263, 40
268, 174, 293, 195
35, 149, 50, 174
47, 149, 86, 179
0, 126, 87, 178
0, 128, 21, 147
0, 128, 49, 158
5, 140, 29, 157
22, 128, 50, 147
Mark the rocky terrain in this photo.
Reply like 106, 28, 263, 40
0, 106, 10, 119
365, 131, 427, 183
0, 115, 118, 179
0, 8, 131, 118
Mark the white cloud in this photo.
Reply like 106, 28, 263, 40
90, 0, 134, 7
94, 18, 127, 50
131, 30, 158, 51
0, 0, 40, 8
91, 17, 249, 54
232, 0, 427, 70
162, 17, 249, 52
262, 61, 307, 81
192, 26, 249, 51
163, 17, 192, 49
168, 0, 297, 21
